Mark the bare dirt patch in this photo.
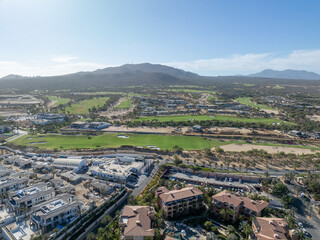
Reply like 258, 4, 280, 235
220, 143, 320, 155
262, 109, 279, 114
308, 115, 320, 122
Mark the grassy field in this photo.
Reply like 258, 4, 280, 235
207, 94, 218, 101
235, 97, 275, 111
13, 133, 319, 151
168, 88, 218, 95
169, 85, 216, 89
132, 114, 290, 124
243, 83, 256, 87
48, 96, 70, 106
13, 133, 233, 150
76, 92, 148, 96
115, 97, 132, 110
63, 97, 109, 114
273, 85, 285, 89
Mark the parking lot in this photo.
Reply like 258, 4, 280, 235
167, 171, 257, 192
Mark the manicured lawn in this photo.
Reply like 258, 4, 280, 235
243, 83, 256, 87
13, 133, 318, 151
132, 114, 290, 124
13, 133, 233, 150
48, 96, 70, 106
235, 97, 275, 111
77, 92, 148, 96
63, 97, 109, 114
115, 97, 131, 109
168, 89, 218, 95
273, 85, 285, 89
207, 94, 218, 101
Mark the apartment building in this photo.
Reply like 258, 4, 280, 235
251, 217, 298, 240
30, 193, 82, 232
212, 190, 269, 222
0, 178, 28, 195
119, 205, 154, 240
156, 186, 203, 218
7, 182, 55, 214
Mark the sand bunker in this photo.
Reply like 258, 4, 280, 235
117, 135, 129, 139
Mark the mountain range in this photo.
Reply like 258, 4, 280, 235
248, 69, 320, 80
0, 63, 319, 90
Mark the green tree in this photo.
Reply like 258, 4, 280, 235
86, 232, 96, 240
242, 223, 253, 239
272, 182, 289, 197
204, 221, 213, 231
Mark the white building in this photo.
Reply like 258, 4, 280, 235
51, 158, 87, 171
90, 159, 144, 182
0, 178, 28, 194
7, 183, 55, 215
30, 193, 82, 232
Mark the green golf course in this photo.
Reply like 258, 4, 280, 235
13, 133, 233, 150
63, 97, 109, 114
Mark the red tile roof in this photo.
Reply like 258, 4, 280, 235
120, 206, 154, 237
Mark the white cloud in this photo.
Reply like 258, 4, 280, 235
51, 55, 78, 63
0, 58, 110, 77
165, 49, 320, 76
1, 49, 320, 78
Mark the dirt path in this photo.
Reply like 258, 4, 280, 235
47, 100, 57, 108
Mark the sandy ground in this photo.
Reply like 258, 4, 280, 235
220, 143, 320, 155
74, 183, 91, 203
308, 115, 320, 122
0, 95, 42, 105
0, 149, 10, 155
262, 109, 279, 114
0, 109, 27, 116
102, 126, 176, 134
47, 100, 57, 108
97, 126, 283, 136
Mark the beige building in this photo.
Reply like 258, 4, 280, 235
156, 186, 203, 218
119, 206, 155, 240
251, 217, 298, 240
212, 190, 269, 221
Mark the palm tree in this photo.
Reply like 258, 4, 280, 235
242, 223, 253, 239
86, 232, 96, 240
220, 208, 228, 221
227, 225, 236, 234
102, 215, 112, 226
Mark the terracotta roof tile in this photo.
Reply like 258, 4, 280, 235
157, 186, 203, 203
253, 217, 288, 240
120, 206, 154, 237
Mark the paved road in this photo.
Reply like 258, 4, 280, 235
131, 164, 159, 197
293, 197, 320, 239
2, 129, 28, 144
287, 183, 320, 239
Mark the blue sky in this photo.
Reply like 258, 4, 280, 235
0, 0, 319, 77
